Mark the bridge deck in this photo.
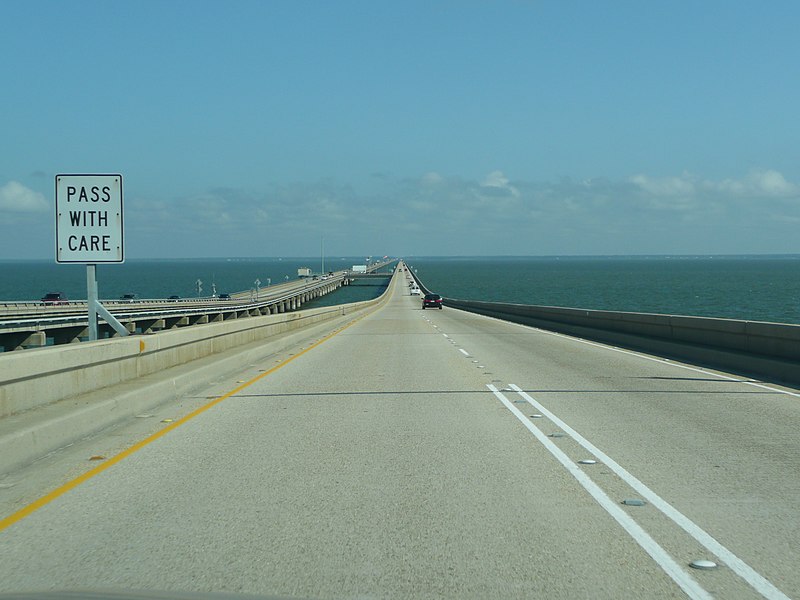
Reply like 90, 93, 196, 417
1, 265, 798, 598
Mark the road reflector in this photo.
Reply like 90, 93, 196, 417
622, 498, 647, 506
689, 560, 718, 570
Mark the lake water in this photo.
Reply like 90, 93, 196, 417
2, 255, 799, 325
406, 255, 800, 325
0, 257, 378, 303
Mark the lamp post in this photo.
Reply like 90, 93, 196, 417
255, 278, 261, 299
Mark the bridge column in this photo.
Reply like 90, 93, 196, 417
111, 322, 136, 338
164, 317, 190, 329
4, 331, 46, 351
140, 319, 165, 334
52, 326, 88, 345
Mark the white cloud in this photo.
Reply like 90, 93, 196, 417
115, 168, 800, 257
420, 172, 444, 186
746, 169, 797, 196
629, 173, 696, 197
0, 181, 48, 212
629, 169, 800, 209
479, 170, 520, 198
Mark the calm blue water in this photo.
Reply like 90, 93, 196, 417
406, 255, 800, 325
0, 258, 372, 302
2, 256, 799, 324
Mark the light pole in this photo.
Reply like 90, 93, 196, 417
196, 279, 202, 298
255, 278, 261, 299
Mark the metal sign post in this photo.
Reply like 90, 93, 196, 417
55, 174, 128, 339
87, 264, 99, 340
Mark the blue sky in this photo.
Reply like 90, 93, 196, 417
1, 1, 799, 259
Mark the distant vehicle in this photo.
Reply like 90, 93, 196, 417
218, 293, 231, 300
119, 293, 138, 302
168, 295, 181, 301
41, 292, 69, 305
422, 293, 443, 309
410, 287, 421, 295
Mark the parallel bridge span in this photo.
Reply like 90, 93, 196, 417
0, 260, 395, 352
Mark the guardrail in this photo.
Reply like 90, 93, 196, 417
0, 275, 349, 351
407, 268, 800, 386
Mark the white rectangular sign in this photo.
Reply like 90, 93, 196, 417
55, 174, 124, 263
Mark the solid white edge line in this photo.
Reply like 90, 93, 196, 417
509, 383, 790, 600
474, 310, 800, 399
487, 384, 712, 600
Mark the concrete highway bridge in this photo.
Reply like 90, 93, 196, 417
0, 261, 394, 352
0, 261, 799, 599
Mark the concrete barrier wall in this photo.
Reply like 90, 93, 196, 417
407, 265, 799, 385
0, 291, 389, 419
442, 297, 800, 385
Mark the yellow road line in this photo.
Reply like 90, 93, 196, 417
0, 312, 369, 533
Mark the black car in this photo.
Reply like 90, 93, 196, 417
41, 292, 69, 305
422, 293, 443, 309
218, 293, 231, 300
